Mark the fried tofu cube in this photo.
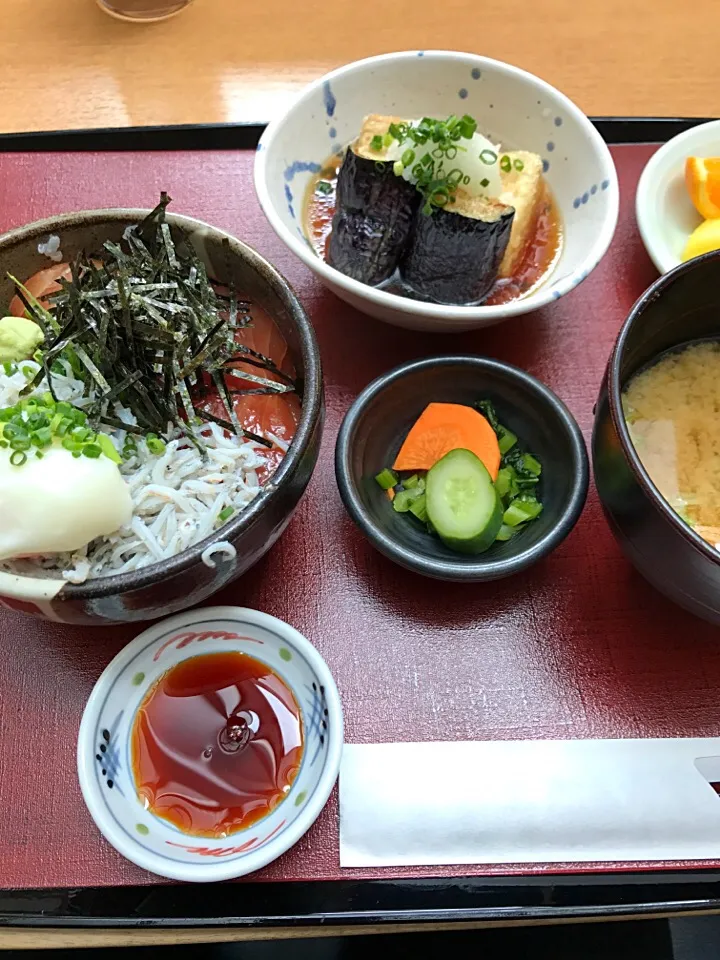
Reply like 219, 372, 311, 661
355, 114, 407, 159
451, 189, 514, 223
498, 151, 545, 277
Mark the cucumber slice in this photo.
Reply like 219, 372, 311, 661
425, 448, 502, 554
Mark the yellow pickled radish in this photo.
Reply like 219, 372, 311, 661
682, 219, 720, 262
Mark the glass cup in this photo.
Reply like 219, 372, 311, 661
96, 0, 193, 22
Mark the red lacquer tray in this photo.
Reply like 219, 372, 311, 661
1, 130, 719, 903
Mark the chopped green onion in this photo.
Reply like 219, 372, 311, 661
21, 365, 33, 378
480, 177, 490, 188
315, 180, 333, 195
9, 450, 27, 466
431, 187, 450, 207
2, 422, 27, 441
218, 505, 235, 523
31, 427, 52, 447
500, 154, 512, 173
375, 468, 398, 491
479, 149, 497, 164
393, 160, 404, 177
459, 114, 477, 138
147, 436, 166, 455
97, 433, 122, 464
370, 135, 383, 152
82, 443, 102, 458
122, 433, 138, 461
513, 158, 525, 172
3, 362, 15, 376
382, 132, 393, 148
401, 149, 416, 167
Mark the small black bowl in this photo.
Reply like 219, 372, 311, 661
335, 356, 589, 581
593, 251, 720, 624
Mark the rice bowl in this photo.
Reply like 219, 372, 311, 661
0, 208, 323, 625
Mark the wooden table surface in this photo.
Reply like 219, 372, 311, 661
0, 0, 714, 135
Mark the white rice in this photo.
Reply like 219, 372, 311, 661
0, 360, 269, 583
37, 234, 63, 262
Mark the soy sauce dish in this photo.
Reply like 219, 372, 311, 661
77, 606, 343, 882
255, 50, 619, 333
335, 357, 589, 581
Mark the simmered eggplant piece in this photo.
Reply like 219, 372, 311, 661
328, 150, 421, 286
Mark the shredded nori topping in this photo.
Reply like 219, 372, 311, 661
14, 193, 293, 449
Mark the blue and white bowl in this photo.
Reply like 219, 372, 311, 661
77, 606, 343, 882
254, 50, 619, 333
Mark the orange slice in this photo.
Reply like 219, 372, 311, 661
685, 157, 720, 219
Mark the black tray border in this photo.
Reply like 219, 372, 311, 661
1, 114, 718, 931
0, 116, 710, 152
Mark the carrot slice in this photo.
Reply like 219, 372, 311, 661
392, 402, 501, 479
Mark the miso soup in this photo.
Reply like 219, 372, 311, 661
623, 340, 720, 547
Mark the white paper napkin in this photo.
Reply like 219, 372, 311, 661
339, 739, 720, 867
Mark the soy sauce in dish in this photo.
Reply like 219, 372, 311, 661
131, 651, 303, 838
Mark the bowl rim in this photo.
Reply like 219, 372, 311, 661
254, 49, 620, 321
635, 119, 720, 275
335, 354, 589, 580
76, 605, 344, 882
607, 249, 720, 568
0, 208, 323, 600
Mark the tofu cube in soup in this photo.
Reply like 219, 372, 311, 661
498, 151, 545, 277
355, 114, 406, 159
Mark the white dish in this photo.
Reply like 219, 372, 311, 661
254, 50, 619, 333
77, 606, 343, 882
636, 120, 720, 274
